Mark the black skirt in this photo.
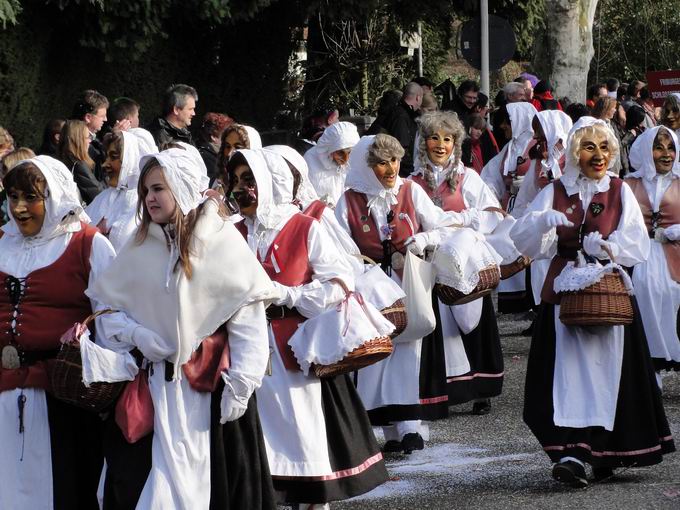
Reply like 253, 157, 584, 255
102, 390, 276, 510
523, 301, 675, 468
497, 267, 535, 314
46, 394, 104, 510
366, 292, 450, 425
446, 295, 504, 405
274, 374, 388, 504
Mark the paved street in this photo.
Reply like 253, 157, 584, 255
336, 311, 680, 510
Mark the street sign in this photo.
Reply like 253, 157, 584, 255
646, 70, 680, 107
460, 15, 515, 71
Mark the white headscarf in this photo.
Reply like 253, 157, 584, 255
629, 126, 680, 181
345, 135, 402, 214
244, 126, 262, 150
260, 149, 295, 205
139, 148, 210, 216
236, 149, 298, 229
560, 116, 618, 188
536, 109, 573, 179
265, 144, 319, 205
2, 155, 88, 242
102, 129, 158, 192
503, 102, 538, 175
304, 121, 360, 173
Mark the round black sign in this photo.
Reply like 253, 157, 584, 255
460, 15, 516, 71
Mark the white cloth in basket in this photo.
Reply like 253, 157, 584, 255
484, 215, 523, 265
553, 254, 634, 295
289, 291, 396, 375
432, 228, 501, 293
355, 264, 406, 310
79, 330, 138, 387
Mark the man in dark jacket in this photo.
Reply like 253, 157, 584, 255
71, 89, 110, 182
446, 80, 480, 127
382, 81, 423, 177
147, 84, 198, 147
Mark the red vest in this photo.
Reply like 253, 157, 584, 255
0, 223, 97, 392
626, 176, 680, 283
500, 140, 536, 210
345, 180, 420, 266
236, 214, 314, 370
303, 200, 327, 221
411, 172, 466, 213
541, 179, 624, 304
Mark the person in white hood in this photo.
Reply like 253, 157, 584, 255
304, 121, 360, 207
86, 128, 158, 251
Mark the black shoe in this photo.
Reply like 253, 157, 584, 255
381, 440, 403, 453
592, 466, 614, 482
401, 433, 424, 454
471, 399, 492, 415
552, 460, 588, 488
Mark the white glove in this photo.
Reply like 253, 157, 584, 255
538, 209, 573, 232
270, 281, 298, 307
405, 230, 441, 256
220, 374, 250, 423
663, 224, 680, 242
582, 231, 618, 260
510, 175, 525, 195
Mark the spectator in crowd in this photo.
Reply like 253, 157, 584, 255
296, 104, 339, 154
413, 76, 434, 93
620, 104, 647, 176
503, 82, 527, 103
421, 91, 439, 113
531, 80, 562, 112
108, 97, 141, 130
147, 83, 198, 146
382, 81, 423, 176
462, 113, 499, 173
474, 92, 491, 119
586, 83, 607, 110
606, 77, 620, 98
196, 112, 233, 181
660, 93, 680, 139
71, 89, 109, 180
621, 80, 645, 111
515, 73, 538, 102
637, 87, 658, 129
58, 119, 104, 204
445, 79, 480, 126
0, 126, 14, 160
38, 119, 65, 158
367, 89, 403, 135
565, 102, 590, 124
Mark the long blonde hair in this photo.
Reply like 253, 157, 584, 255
135, 157, 226, 279
58, 120, 94, 169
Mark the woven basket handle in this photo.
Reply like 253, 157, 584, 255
602, 244, 615, 263
483, 206, 508, 218
82, 309, 119, 329
355, 254, 378, 266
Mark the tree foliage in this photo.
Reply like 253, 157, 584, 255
0, 0, 21, 28
590, 0, 680, 82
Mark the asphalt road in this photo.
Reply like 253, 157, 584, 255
335, 311, 680, 510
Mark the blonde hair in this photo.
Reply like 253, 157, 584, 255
58, 120, 94, 169
135, 157, 226, 279
568, 124, 620, 169
591, 97, 617, 120
1, 147, 36, 177
366, 133, 405, 168
0, 127, 14, 154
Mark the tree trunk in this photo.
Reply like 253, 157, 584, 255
533, 0, 599, 103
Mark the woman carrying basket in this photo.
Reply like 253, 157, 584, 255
626, 126, 680, 387
225, 148, 388, 508
0, 156, 116, 509
510, 117, 674, 487
410, 111, 505, 415
335, 134, 478, 453
86, 147, 277, 509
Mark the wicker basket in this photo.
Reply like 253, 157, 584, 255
436, 265, 500, 306
559, 270, 634, 327
312, 278, 394, 378
313, 336, 393, 378
500, 255, 531, 280
48, 310, 125, 413
381, 298, 407, 338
